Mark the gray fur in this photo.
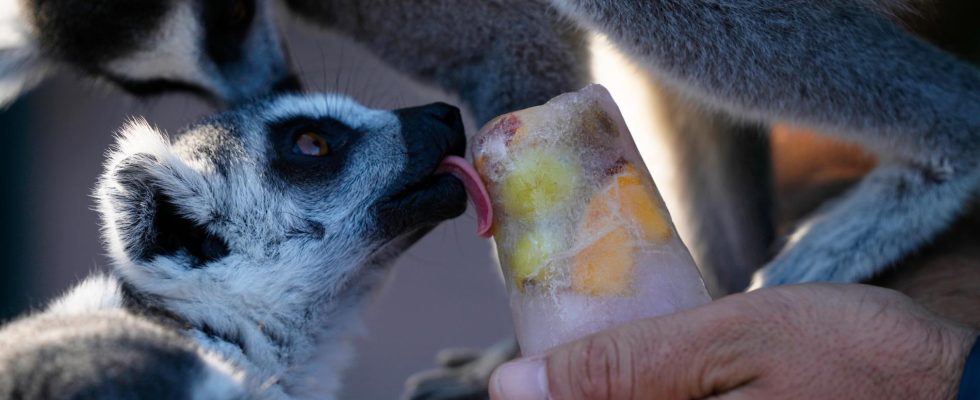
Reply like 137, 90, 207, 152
549, 0, 980, 288
3, 0, 591, 117
0, 300, 245, 400
281, 0, 591, 124
0, 94, 470, 399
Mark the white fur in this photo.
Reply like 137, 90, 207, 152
44, 275, 251, 399
104, 3, 210, 88
47, 275, 124, 315
262, 94, 388, 129
193, 349, 251, 400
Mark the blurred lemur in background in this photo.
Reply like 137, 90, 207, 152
1, 0, 587, 118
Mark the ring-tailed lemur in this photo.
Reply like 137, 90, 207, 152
1, 0, 298, 106
0, 93, 488, 399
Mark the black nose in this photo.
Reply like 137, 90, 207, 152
419, 102, 464, 132
394, 102, 467, 159
272, 74, 302, 94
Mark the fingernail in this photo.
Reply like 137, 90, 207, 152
491, 357, 548, 400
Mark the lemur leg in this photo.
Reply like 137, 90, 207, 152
552, 0, 980, 286
282, 0, 590, 124
650, 81, 774, 295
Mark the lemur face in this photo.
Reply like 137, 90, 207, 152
95, 94, 467, 341
28, 0, 297, 104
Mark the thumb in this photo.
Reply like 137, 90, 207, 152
489, 301, 764, 400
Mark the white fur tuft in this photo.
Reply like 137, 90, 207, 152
47, 275, 124, 315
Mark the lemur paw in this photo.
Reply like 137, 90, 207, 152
402, 338, 518, 400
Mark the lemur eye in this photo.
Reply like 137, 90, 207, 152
293, 132, 330, 157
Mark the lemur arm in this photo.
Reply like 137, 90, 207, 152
281, 0, 590, 124
551, 0, 980, 286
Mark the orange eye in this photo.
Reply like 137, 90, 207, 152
293, 132, 330, 157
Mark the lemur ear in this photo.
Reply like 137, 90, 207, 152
97, 124, 230, 268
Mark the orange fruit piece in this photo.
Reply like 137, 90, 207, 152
581, 163, 671, 242
617, 170, 671, 242
570, 162, 672, 296
572, 226, 634, 296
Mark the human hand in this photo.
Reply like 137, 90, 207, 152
489, 284, 977, 399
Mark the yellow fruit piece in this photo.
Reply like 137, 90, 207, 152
509, 230, 558, 288
572, 226, 635, 296
501, 149, 579, 219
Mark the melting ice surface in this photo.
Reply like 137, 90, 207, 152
472, 84, 711, 356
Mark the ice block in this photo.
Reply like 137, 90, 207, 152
471, 84, 711, 356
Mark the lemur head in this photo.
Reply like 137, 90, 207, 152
94, 94, 472, 391
1, 0, 297, 106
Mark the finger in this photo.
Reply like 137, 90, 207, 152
492, 297, 768, 400
549, 301, 764, 400
489, 356, 547, 400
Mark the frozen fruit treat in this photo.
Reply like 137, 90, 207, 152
471, 84, 711, 355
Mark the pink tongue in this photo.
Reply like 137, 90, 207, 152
436, 156, 494, 237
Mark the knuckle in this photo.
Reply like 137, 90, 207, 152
569, 332, 632, 400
